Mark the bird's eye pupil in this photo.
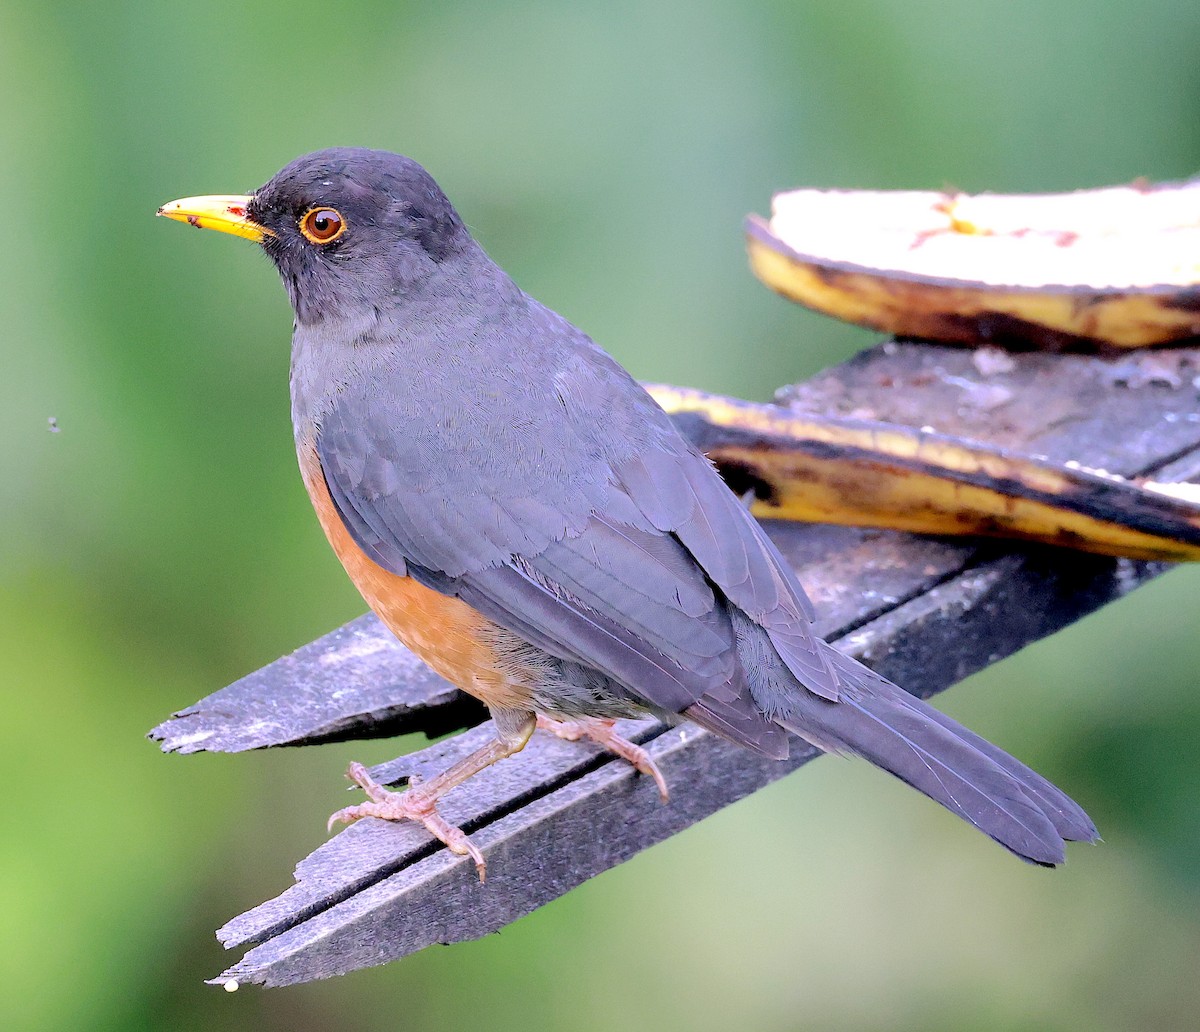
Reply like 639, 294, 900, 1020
300, 207, 345, 244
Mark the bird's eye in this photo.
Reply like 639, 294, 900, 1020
299, 207, 346, 244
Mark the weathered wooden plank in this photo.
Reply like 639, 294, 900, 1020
149, 613, 482, 754
146, 341, 1200, 987
212, 547, 1168, 986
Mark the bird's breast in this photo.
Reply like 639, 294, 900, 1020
294, 434, 536, 711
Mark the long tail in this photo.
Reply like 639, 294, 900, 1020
740, 622, 1097, 865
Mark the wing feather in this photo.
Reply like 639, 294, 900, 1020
316, 356, 841, 732
618, 443, 840, 700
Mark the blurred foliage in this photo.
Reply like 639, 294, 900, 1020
2, 1, 1199, 1030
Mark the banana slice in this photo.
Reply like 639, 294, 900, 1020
747, 179, 1200, 349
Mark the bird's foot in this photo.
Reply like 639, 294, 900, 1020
328, 761, 487, 880
537, 715, 669, 802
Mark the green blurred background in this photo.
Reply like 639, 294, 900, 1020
4, 1, 1199, 1029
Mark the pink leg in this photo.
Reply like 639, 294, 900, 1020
328, 713, 536, 882
537, 715, 670, 802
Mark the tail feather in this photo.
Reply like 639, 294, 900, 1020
780, 691, 1067, 865
895, 694, 1097, 844
737, 615, 1097, 864
823, 646, 1098, 845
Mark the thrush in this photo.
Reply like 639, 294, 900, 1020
159, 148, 1097, 878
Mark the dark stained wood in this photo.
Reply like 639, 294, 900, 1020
148, 341, 1200, 988
149, 613, 484, 754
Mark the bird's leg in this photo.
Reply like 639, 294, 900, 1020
328, 710, 536, 882
537, 715, 670, 802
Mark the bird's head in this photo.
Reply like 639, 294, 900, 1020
158, 148, 471, 324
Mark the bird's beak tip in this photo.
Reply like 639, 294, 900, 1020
156, 194, 269, 242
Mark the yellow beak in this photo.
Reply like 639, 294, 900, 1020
156, 194, 271, 242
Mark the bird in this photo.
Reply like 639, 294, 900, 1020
158, 148, 1097, 879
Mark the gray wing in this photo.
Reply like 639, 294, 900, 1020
316, 351, 837, 749
616, 438, 840, 700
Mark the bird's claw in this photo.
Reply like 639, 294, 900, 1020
537, 716, 670, 802
327, 761, 487, 881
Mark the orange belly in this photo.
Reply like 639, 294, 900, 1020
297, 441, 531, 712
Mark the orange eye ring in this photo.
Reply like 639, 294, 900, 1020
299, 207, 346, 244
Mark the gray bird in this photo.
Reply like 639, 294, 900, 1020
159, 148, 1097, 879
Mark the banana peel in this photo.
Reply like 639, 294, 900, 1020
747, 179, 1200, 350
651, 384, 1200, 562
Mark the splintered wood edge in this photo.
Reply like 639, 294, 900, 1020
147, 613, 482, 754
